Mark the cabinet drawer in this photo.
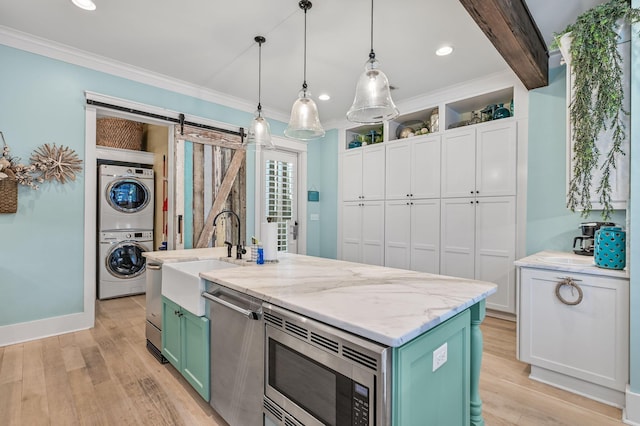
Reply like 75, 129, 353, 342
518, 268, 628, 391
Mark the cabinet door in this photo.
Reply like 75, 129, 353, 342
161, 296, 182, 369
475, 197, 516, 313
385, 141, 412, 200
411, 135, 441, 199
181, 310, 210, 401
362, 145, 386, 200
361, 201, 385, 266
385, 200, 411, 270
476, 121, 517, 197
341, 202, 362, 263
341, 150, 363, 201
440, 198, 475, 279
411, 199, 440, 274
519, 268, 629, 392
441, 128, 476, 198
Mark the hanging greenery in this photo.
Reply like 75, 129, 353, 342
554, 0, 640, 219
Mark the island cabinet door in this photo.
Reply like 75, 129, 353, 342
181, 310, 210, 402
392, 309, 470, 426
162, 296, 182, 369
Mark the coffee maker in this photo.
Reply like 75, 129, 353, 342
573, 221, 615, 255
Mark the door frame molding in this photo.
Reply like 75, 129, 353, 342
254, 137, 308, 255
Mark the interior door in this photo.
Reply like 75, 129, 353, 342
262, 150, 298, 254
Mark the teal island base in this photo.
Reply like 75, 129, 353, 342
392, 300, 485, 426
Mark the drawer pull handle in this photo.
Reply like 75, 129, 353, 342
555, 277, 584, 306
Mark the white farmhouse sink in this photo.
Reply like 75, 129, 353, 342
162, 259, 238, 316
539, 256, 594, 266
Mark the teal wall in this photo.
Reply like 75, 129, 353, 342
0, 43, 294, 326
306, 129, 339, 259
526, 66, 625, 255
629, 0, 639, 394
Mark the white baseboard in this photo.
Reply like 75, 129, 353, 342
624, 386, 640, 425
0, 311, 94, 347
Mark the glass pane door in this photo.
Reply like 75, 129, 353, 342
262, 150, 298, 254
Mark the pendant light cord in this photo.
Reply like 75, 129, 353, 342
302, 2, 308, 90
257, 38, 263, 112
369, 0, 375, 60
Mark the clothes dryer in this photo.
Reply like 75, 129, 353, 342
98, 230, 152, 299
99, 164, 154, 230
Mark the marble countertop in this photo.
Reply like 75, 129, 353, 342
514, 250, 628, 279
143, 247, 253, 264
199, 253, 496, 347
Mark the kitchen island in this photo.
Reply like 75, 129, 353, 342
198, 252, 496, 426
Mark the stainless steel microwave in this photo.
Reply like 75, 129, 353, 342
262, 304, 391, 426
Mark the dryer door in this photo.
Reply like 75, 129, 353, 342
106, 241, 147, 279
106, 178, 151, 213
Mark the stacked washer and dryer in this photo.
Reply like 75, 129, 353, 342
98, 163, 155, 299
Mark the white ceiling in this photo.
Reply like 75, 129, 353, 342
0, 0, 604, 126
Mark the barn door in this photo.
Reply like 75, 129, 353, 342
173, 126, 245, 249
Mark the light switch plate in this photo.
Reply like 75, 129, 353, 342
310, 213, 320, 221
433, 342, 448, 372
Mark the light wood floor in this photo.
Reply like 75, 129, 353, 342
0, 295, 625, 425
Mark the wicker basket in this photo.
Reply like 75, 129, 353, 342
96, 118, 144, 151
0, 179, 18, 214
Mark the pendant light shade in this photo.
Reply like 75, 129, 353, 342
346, 0, 398, 124
284, 0, 325, 140
245, 36, 275, 150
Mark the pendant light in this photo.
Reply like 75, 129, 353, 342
284, 0, 325, 140
245, 35, 275, 149
346, 0, 399, 124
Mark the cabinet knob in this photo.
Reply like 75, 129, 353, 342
406, 194, 410, 197
174, 310, 180, 316
470, 190, 474, 194
470, 201, 474, 204
406, 202, 410, 206
410, 194, 413, 197
410, 202, 414, 205
476, 190, 479, 194
476, 200, 479, 204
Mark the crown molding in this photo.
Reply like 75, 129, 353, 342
0, 25, 291, 123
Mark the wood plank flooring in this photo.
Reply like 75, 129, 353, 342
0, 295, 625, 425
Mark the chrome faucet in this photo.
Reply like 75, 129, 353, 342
213, 210, 246, 260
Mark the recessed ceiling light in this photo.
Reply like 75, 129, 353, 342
435, 46, 453, 56
318, 94, 330, 101
72, 0, 96, 11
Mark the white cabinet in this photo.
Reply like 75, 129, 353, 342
385, 135, 440, 200
385, 199, 440, 273
518, 267, 629, 406
341, 200, 385, 266
441, 196, 516, 313
341, 145, 385, 201
441, 120, 516, 198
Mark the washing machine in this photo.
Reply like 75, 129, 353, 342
99, 164, 154, 230
99, 230, 153, 299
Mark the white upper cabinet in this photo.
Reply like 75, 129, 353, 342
441, 120, 516, 198
386, 135, 441, 200
476, 121, 517, 197
341, 145, 385, 201
441, 128, 476, 198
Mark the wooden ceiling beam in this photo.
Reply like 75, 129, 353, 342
459, 0, 549, 90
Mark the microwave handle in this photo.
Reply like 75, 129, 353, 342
201, 291, 261, 320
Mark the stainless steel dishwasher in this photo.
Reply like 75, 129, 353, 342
145, 261, 167, 363
202, 283, 263, 426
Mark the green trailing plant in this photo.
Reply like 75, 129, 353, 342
554, 0, 640, 219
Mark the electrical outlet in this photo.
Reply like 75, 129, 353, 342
432, 342, 448, 372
